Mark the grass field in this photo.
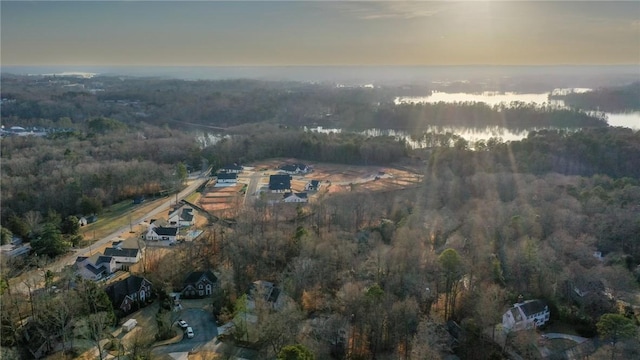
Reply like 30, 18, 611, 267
79, 196, 169, 243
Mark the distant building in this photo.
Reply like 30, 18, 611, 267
279, 163, 310, 175
305, 180, 320, 191
219, 164, 243, 174
215, 173, 238, 187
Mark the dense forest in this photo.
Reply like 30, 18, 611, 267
1, 76, 639, 360
1, 75, 611, 134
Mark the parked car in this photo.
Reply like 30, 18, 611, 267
177, 320, 188, 329
186, 326, 194, 339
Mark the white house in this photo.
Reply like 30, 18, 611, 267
219, 164, 243, 174
305, 180, 320, 191
215, 173, 238, 187
145, 226, 179, 242
279, 163, 310, 175
168, 207, 195, 227
283, 192, 309, 203
74, 254, 117, 281
103, 247, 142, 265
502, 299, 550, 332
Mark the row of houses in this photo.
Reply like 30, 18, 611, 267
144, 206, 197, 242
98, 271, 215, 315
104, 270, 285, 317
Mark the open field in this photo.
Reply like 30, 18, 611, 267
198, 181, 244, 214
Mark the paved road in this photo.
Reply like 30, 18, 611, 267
244, 171, 263, 206
10, 176, 210, 294
153, 308, 219, 354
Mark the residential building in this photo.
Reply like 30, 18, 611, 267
247, 280, 284, 310
215, 173, 238, 187
502, 299, 550, 332
181, 270, 218, 298
283, 192, 308, 203
269, 174, 292, 193
305, 180, 321, 191
105, 275, 153, 314
145, 226, 179, 242
103, 247, 141, 265
279, 163, 310, 175
168, 206, 195, 227
219, 164, 243, 174
74, 254, 117, 281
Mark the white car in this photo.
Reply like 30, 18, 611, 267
177, 320, 188, 329
186, 327, 194, 339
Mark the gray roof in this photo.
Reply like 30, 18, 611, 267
154, 226, 178, 236
181, 210, 194, 222
104, 247, 139, 258
183, 270, 218, 286
217, 173, 237, 180
518, 300, 548, 316
269, 174, 291, 190
284, 192, 308, 199
105, 275, 150, 308
96, 256, 113, 265
86, 263, 106, 275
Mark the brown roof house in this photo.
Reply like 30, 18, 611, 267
181, 270, 218, 298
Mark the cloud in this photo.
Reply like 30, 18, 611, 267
328, 1, 448, 21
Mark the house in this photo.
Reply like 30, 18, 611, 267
105, 275, 152, 314
132, 195, 145, 204
502, 299, 550, 332
145, 226, 179, 242
567, 277, 615, 315
78, 217, 88, 227
269, 174, 292, 193
181, 270, 218, 298
279, 163, 310, 175
168, 207, 195, 227
283, 192, 308, 203
305, 180, 320, 191
219, 164, 243, 174
247, 280, 284, 310
74, 254, 117, 281
103, 247, 141, 265
0, 238, 31, 258
215, 173, 238, 187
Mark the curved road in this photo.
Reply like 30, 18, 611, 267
10, 175, 210, 294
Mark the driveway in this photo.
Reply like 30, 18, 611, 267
153, 308, 219, 354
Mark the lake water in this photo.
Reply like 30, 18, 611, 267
394, 90, 640, 131
310, 90, 639, 147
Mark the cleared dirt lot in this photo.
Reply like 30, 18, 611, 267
249, 158, 423, 195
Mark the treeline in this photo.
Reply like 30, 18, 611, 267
550, 82, 640, 112
354, 102, 608, 133
0, 122, 199, 232
1, 75, 611, 134
202, 126, 409, 167
427, 127, 640, 179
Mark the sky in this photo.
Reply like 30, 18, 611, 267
1, 1, 639, 66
